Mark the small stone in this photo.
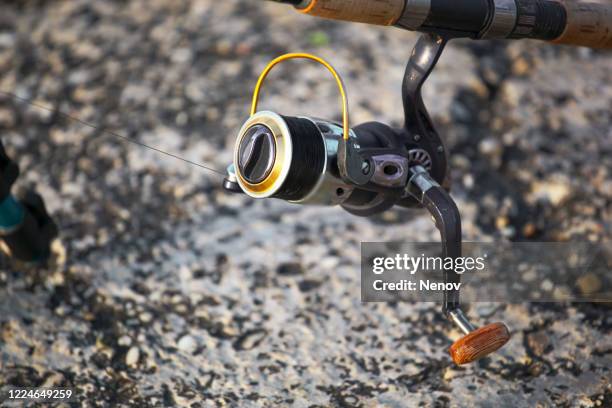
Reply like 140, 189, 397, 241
177, 335, 198, 354
528, 361, 545, 376
522, 269, 537, 282
463, 174, 474, 189
553, 286, 571, 301
41, 373, 64, 388
50, 238, 67, 268
495, 216, 509, 229
118, 335, 132, 347
576, 273, 602, 295
541, 279, 553, 292
139, 312, 153, 323
171, 48, 192, 64
479, 137, 502, 157
0, 108, 15, 127
215, 40, 232, 55
382, 211, 399, 222
233, 329, 267, 351
522, 223, 537, 238
531, 180, 571, 207
442, 366, 461, 381
320, 256, 339, 269
277, 262, 303, 276
527, 331, 551, 357
125, 346, 140, 367
298, 279, 322, 292
512, 57, 530, 75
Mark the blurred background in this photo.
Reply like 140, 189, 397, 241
0, 0, 610, 406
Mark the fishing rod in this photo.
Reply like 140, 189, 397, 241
268, 0, 612, 48
223, 1, 611, 364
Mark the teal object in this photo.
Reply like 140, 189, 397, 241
0, 195, 24, 233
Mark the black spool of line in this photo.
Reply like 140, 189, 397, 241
274, 116, 326, 201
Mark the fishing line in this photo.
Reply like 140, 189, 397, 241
0, 90, 226, 177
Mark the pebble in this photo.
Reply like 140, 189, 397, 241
139, 312, 153, 324
277, 262, 303, 276
522, 223, 536, 238
531, 180, 572, 207
527, 331, 551, 357
125, 346, 140, 367
233, 329, 267, 351
495, 216, 509, 229
177, 335, 198, 354
512, 57, 531, 76
0, 108, 15, 127
118, 335, 132, 347
522, 269, 537, 282
478, 137, 503, 157
576, 273, 602, 295
541, 279, 554, 292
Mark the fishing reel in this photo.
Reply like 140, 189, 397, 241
223, 34, 510, 365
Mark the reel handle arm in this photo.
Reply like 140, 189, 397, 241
406, 165, 460, 313
406, 166, 511, 365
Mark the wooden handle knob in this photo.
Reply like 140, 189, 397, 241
449, 322, 510, 365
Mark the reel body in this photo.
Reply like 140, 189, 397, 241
226, 111, 448, 216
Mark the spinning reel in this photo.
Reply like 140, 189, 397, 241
223, 34, 510, 365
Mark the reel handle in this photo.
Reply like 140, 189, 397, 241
407, 168, 511, 365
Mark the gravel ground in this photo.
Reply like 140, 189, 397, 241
0, 1, 611, 407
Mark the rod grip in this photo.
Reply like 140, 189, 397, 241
552, 0, 612, 48
297, 0, 405, 26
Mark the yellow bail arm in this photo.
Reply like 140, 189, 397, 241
250, 53, 350, 141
